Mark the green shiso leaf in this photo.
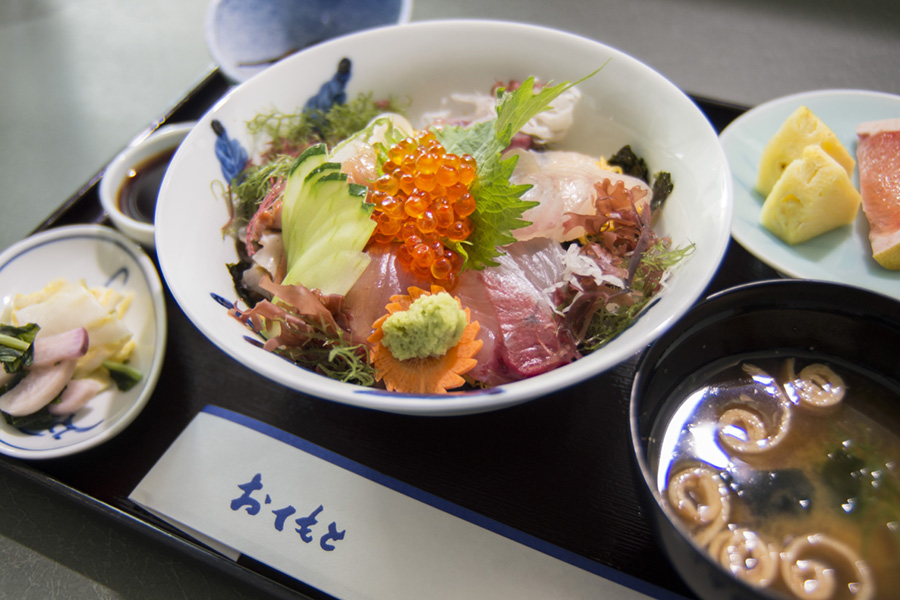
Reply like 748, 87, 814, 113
434, 65, 608, 270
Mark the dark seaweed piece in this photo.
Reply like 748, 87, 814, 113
608, 145, 649, 181
822, 446, 866, 513
227, 261, 266, 308
607, 146, 675, 211
737, 469, 815, 517
3, 404, 55, 430
651, 171, 674, 210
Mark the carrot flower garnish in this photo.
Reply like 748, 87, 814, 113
368, 285, 482, 394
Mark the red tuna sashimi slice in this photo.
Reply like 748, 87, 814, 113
344, 243, 432, 344
457, 238, 577, 386
857, 118, 900, 270
347, 239, 576, 387
452, 271, 503, 384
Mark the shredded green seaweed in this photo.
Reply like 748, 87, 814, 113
267, 318, 376, 387
580, 241, 694, 352
247, 92, 407, 156
229, 154, 295, 228
227, 93, 407, 233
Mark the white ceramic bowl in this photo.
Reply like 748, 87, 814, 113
0, 225, 167, 458
156, 20, 733, 416
100, 122, 194, 249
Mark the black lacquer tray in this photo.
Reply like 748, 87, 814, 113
0, 68, 776, 600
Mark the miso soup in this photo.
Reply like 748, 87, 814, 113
652, 354, 900, 600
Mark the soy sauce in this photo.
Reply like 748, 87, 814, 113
117, 148, 176, 224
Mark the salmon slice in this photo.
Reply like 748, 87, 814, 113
856, 118, 900, 270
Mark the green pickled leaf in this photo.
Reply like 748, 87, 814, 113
0, 323, 40, 373
102, 360, 143, 391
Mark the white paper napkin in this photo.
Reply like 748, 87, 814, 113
129, 405, 683, 600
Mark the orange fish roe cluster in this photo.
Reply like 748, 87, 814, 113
368, 130, 477, 286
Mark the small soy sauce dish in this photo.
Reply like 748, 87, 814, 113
100, 122, 195, 249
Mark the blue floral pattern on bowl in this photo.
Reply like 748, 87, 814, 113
211, 58, 353, 182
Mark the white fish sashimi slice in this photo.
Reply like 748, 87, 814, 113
331, 113, 415, 185
503, 237, 570, 291
250, 233, 284, 278
426, 86, 581, 145
509, 149, 652, 242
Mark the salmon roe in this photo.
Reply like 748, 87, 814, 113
368, 130, 476, 286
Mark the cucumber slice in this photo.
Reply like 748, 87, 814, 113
281, 144, 327, 258
284, 163, 342, 254
280, 145, 377, 296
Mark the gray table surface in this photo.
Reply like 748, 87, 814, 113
1, 0, 898, 598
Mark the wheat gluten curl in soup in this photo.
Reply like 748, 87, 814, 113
654, 355, 900, 600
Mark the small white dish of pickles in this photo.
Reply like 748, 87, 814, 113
720, 88, 900, 299
0, 225, 166, 459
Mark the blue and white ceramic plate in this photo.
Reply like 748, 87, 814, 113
719, 88, 900, 299
0, 225, 166, 459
